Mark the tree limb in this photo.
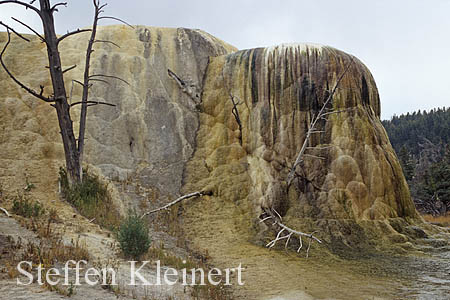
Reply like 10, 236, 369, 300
0, 21, 29, 41
11, 17, 46, 43
94, 39, 120, 48
50, 2, 67, 12
77, 0, 102, 182
62, 64, 76, 74
0, 207, 11, 217
0, 28, 55, 102
57, 28, 92, 44
88, 78, 110, 85
72, 79, 85, 87
89, 74, 130, 85
71, 100, 115, 107
141, 191, 212, 219
98, 16, 134, 28
229, 93, 243, 145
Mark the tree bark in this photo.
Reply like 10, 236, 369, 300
78, 0, 100, 182
39, 0, 80, 183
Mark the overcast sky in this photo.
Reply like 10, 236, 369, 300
1, 0, 449, 120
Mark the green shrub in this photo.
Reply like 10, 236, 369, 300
59, 167, 121, 230
12, 194, 44, 218
117, 211, 151, 260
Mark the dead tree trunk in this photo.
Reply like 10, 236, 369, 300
39, 0, 81, 183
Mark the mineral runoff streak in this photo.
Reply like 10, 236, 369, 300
16, 260, 245, 286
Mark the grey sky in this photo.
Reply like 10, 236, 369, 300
1, 0, 449, 120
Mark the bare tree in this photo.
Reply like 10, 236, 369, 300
259, 57, 355, 256
0, 0, 130, 184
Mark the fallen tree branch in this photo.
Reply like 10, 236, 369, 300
260, 207, 321, 257
167, 69, 201, 103
0, 207, 11, 217
141, 191, 212, 219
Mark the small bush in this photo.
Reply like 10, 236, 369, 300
117, 211, 151, 260
59, 167, 121, 230
12, 193, 44, 218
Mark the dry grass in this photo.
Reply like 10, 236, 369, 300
143, 243, 233, 299
422, 213, 450, 227
144, 242, 198, 270
1, 207, 89, 280
0, 207, 90, 297
11, 217, 89, 270
59, 167, 122, 230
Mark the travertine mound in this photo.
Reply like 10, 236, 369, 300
183, 43, 422, 253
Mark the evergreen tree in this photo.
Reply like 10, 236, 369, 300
398, 145, 415, 181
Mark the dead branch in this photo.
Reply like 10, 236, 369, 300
303, 154, 326, 160
62, 64, 76, 74
0, 207, 11, 217
141, 191, 212, 219
229, 93, 243, 145
73, 79, 85, 87
50, 2, 67, 12
98, 16, 134, 28
287, 57, 354, 185
167, 69, 201, 103
77, 0, 102, 182
89, 74, 130, 85
221, 66, 244, 145
94, 39, 120, 48
88, 78, 110, 85
11, 17, 46, 43
293, 169, 324, 191
0, 21, 29, 41
306, 145, 334, 150
57, 28, 92, 44
71, 100, 115, 107
0, 27, 55, 102
260, 207, 321, 257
